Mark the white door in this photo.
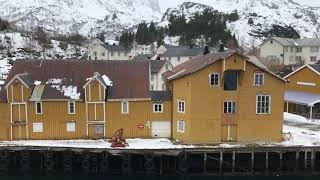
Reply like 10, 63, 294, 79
152, 121, 171, 138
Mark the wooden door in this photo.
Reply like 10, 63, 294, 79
11, 104, 28, 140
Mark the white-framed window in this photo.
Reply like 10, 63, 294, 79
296, 56, 302, 62
118, 52, 121, 56
101, 52, 105, 56
256, 95, 271, 114
177, 56, 181, 62
177, 99, 185, 113
153, 103, 164, 113
310, 56, 317, 62
296, 47, 302, 53
68, 101, 76, 114
177, 120, 185, 133
121, 100, 129, 114
224, 101, 236, 114
66, 122, 76, 132
254, 73, 264, 86
35, 102, 42, 114
284, 46, 288, 52
151, 85, 154, 90
310, 47, 319, 52
94, 124, 104, 135
111, 52, 114, 56
290, 47, 293, 52
209, 73, 220, 86
33, 122, 43, 133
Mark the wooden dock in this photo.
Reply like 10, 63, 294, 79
0, 146, 319, 176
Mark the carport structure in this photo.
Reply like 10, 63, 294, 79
285, 90, 320, 120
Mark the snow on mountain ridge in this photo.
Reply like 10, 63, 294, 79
0, 0, 162, 37
162, 0, 320, 47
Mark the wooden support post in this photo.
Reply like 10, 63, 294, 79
280, 152, 283, 172
219, 151, 223, 175
311, 151, 315, 172
160, 155, 163, 176
232, 151, 235, 174
203, 153, 207, 174
295, 151, 299, 171
286, 101, 289, 112
265, 152, 269, 174
251, 152, 255, 174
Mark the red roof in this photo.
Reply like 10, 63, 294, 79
163, 51, 237, 80
0, 60, 150, 102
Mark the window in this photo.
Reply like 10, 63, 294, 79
151, 85, 154, 90
35, 102, 42, 114
118, 52, 121, 56
151, 74, 155, 81
101, 52, 105, 56
311, 47, 319, 52
33, 123, 43, 133
224, 101, 236, 114
94, 125, 104, 135
111, 52, 114, 56
296, 47, 302, 53
254, 73, 264, 86
224, 71, 238, 91
121, 101, 129, 114
93, 51, 97, 56
290, 47, 293, 52
177, 100, 185, 113
177, 57, 181, 62
153, 103, 163, 113
284, 46, 288, 52
68, 101, 76, 114
124, 52, 127, 56
311, 56, 317, 62
296, 56, 302, 62
270, 40, 273, 44
256, 95, 271, 114
177, 120, 185, 133
66, 122, 76, 132
209, 73, 220, 86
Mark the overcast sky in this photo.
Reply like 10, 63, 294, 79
159, 0, 320, 13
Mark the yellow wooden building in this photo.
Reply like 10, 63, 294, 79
0, 60, 172, 141
0, 52, 286, 144
284, 64, 320, 119
163, 51, 286, 144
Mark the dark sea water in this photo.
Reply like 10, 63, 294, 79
1, 176, 320, 180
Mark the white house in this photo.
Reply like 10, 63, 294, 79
87, 39, 129, 60
155, 45, 206, 66
131, 42, 155, 57
260, 37, 320, 65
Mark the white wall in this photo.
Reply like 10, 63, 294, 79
89, 45, 129, 60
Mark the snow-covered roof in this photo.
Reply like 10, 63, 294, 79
270, 37, 320, 47
285, 90, 320, 106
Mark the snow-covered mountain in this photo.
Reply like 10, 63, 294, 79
0, 0, 320, 46
161, 0, 320, 46
0, 0, 162, 38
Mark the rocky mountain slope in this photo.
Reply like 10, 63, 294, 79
0, 0, 162, 38
0, 0, 319, 46
161, 0, 320, 46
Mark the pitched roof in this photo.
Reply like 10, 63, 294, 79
163, 51, 285, 82
162, 45, 205, 57
0, 60, 150, 102
150, 60, 166, 74
101, 44, 127, 52
132, 54, 154, 61
284, 64, 320, 79
269, 37, 320, 47
150, 91, 172, 101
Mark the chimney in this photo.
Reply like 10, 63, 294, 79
219, 40, 225, 52
203, 45, 210, 55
